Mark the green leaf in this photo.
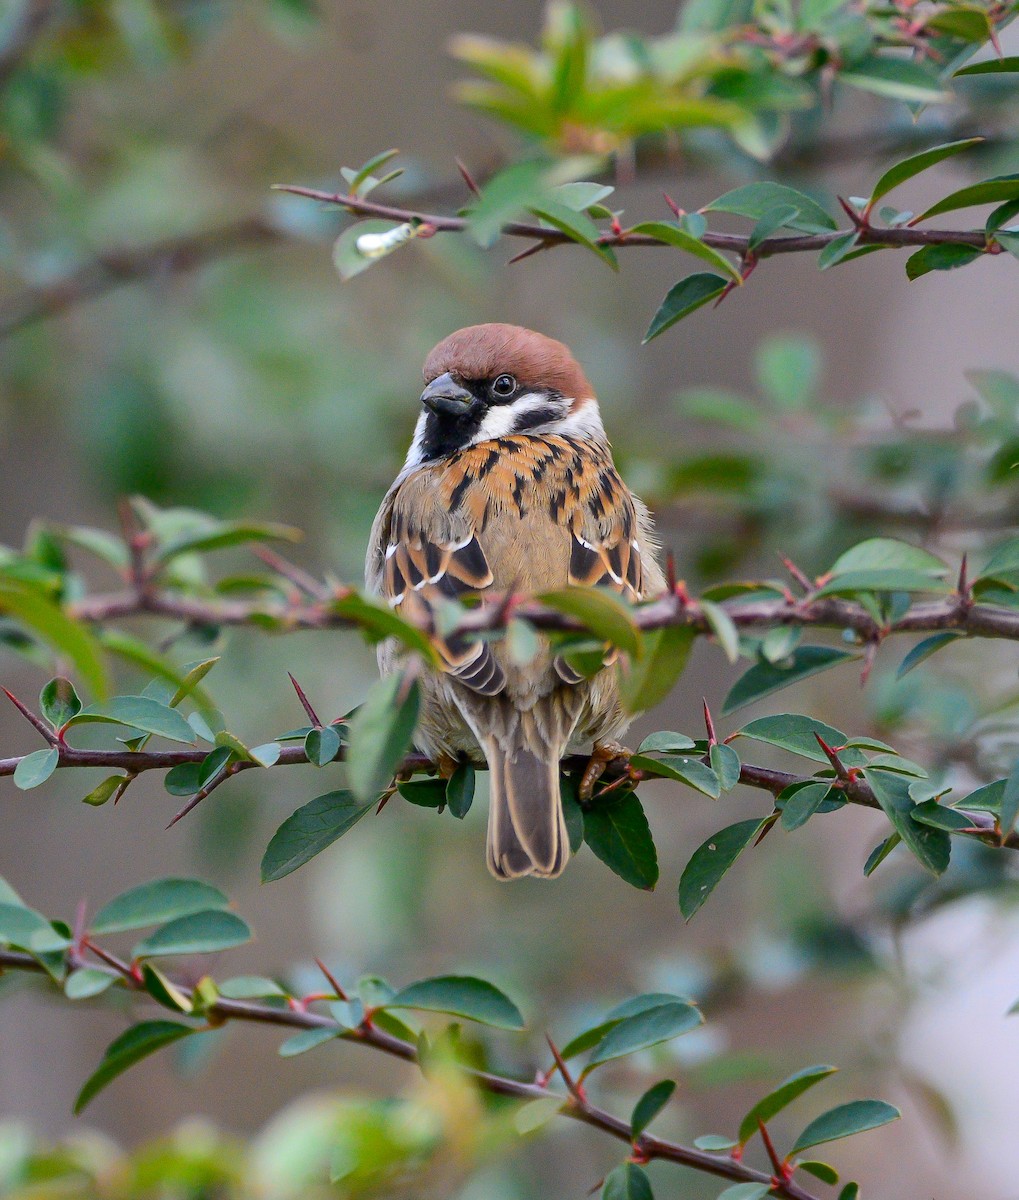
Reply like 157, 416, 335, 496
1001, 758, 1019, 837
748, 205, 801, 251
467, 160, 550, 247
798, 1161, 839, 1184
560, 993, 692, 1061
694, 1134, 738, 1151
815, 569, 951, 597
717, 1186, 770, 1200
398, 777, 448, 808
637, 731, 696, 753
863, 768, 951, 874
631, 753, 720, 798
631, 1079, 677, 1136
643, 273, 728, 341
65, 968, 116, 1000
261, 790, 375, 882
330, 592, 441, 664
738, 1064, 838, 1144
141, 963, 194, 1013
587, 1000, 702, 1068
0, 902, 51, 948
840, 56, 947, 103
828, 538, 947, 576
602, 1162, 653, 1200
552, 181, 615, 212
155, 519, 301, 563
704, 183, 836, 231
69, 696, 196, 744
305, 724, 341, 767
629, 221, 741, 281
910, 801, 974, 832
735, 714, 847, 762
926, 7, 991, 39
0, 580, 107, 699
818, 231, 860, 270
40, 677, 81, 727
164, 762, 203, 797
864, 832, 901, 876
980, 537, 1019, 582
619, 625, 695, 713
867, 138, 983, 209
348, 148, 400, 194
791, 1100, 900, 1153
679, 819, 768, 919
560, 774, 585, 854
218, 975, 287, 999
133, 910, 251, 959
251, 742, 282, 767
91, 878, 229, 934
582, 793, 659, 890
994, 230, 1019, 259
515, 1096, 563, 1134
723, 648, 857, 714
75, 1021, 194, 1113
917, 174, 1019, 222
386, 975, 524, 1030
955, 55, 1019, 75
540, 588, 641, 658
446, 762, 475, 818
897, 632, 961, 679
780, 782, 834, 831
46, 524, 129, 569
530, 199, 617, 268
700, 598, 739, 662
278, 1027, 338, 1057
710, 743, 741, 791
346, 672, 420, 803
13, 748, 59, 790
905, 244, 982, 280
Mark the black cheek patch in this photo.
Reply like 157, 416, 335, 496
419, 406, 487, 460
512, 403, 565, 432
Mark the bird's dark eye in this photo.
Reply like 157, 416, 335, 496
491, 374, 516, 399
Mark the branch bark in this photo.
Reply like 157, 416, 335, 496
0, 944, 820, 1200
64, 582, 1019, 643
277, 184, 993, 258
2, 721, 1013, 851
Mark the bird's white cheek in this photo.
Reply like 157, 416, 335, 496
399, 411, 430, 475
475, 406, 520, 440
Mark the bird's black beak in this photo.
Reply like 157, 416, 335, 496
420, 372, 475, 417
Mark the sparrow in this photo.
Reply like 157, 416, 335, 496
366, 324, 664, 880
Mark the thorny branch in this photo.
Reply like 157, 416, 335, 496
1, 690, 1014, 851
63, 579, 1019, 644
277, 184, 994, 258
1, 145, 1008, 342
0, 943, 820, 1200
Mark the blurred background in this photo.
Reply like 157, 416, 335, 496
2, 1, 1019, 1197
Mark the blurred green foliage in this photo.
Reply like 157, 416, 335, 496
3, 2, 1019, 1199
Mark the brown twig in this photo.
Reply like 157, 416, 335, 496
275, 184, 993, 260
62, 580, 1019, 644
0, 944, 820, 1200
1, 723, 1013, 851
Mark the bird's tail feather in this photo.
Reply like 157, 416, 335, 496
484, 736, 568, 880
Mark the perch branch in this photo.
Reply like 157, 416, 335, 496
0, 944, 820, 1200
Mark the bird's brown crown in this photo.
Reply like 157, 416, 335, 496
423, 324, 593, 402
